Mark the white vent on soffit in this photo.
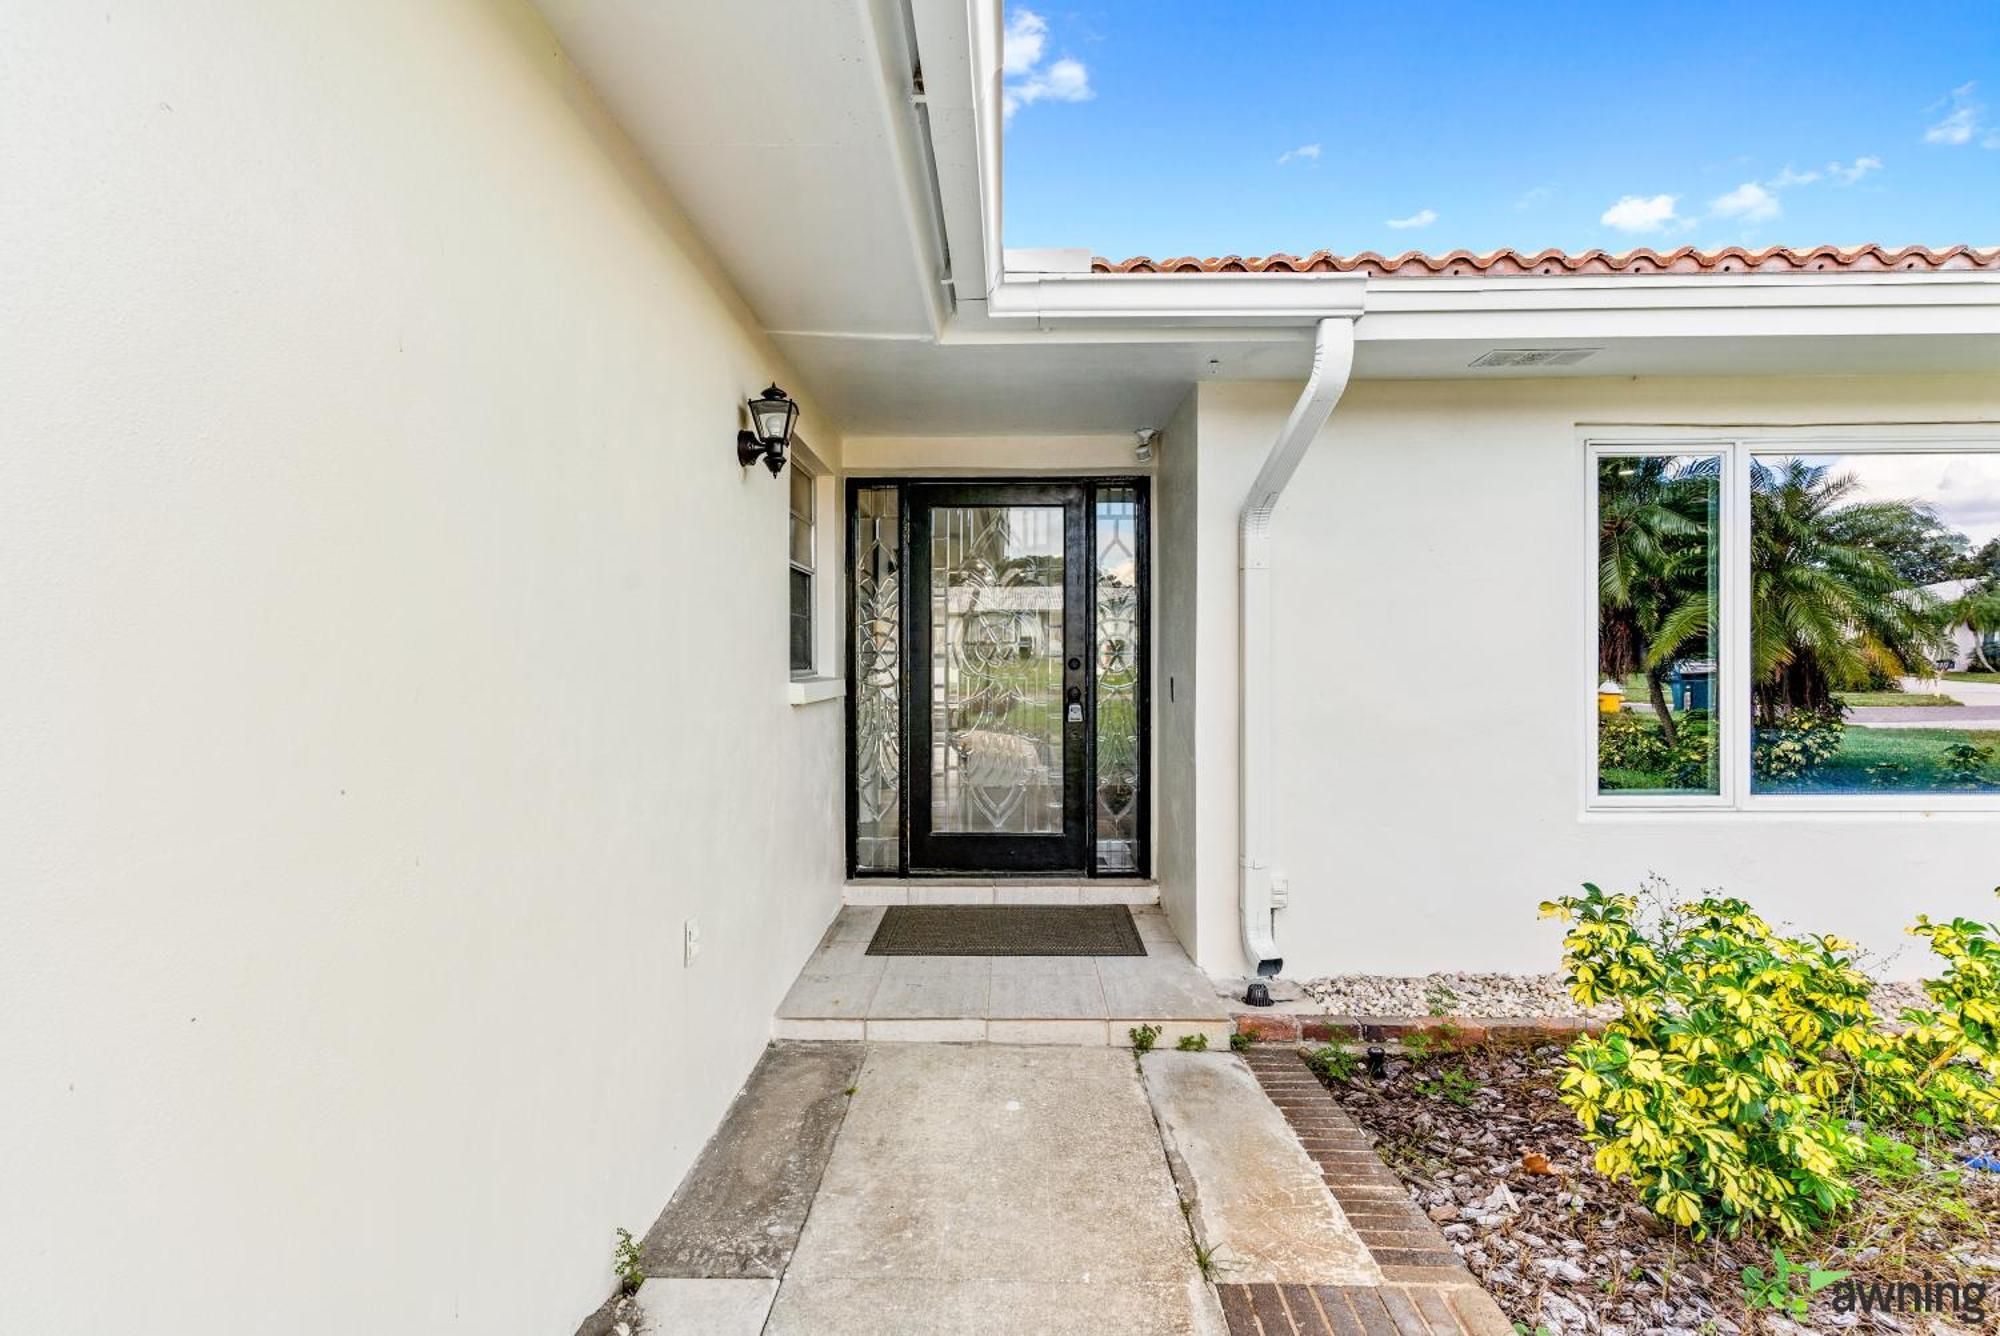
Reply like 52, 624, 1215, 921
1468, 347, 1602, 368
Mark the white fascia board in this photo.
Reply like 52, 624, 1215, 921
1368, 298, 2000, 348
860, 0, 950, 338
1355, 271, 2000, 349
966, 0, 1005, 295
985, 271, 1367, 327
1365, 270, 2000, 313
909, 0, 990, 300
1358, 291, 2000, 345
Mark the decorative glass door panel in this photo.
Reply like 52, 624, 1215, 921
848, 479, 1147, 877
851, 486, 902, 871
1093, 487, 1143, 873
909, 486, 1088, 872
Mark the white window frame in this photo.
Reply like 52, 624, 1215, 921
787, 445, 819, 679
786, 439, 846, 703
1584, 426, 2000, 815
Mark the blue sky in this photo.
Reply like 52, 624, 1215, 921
999, 3, 2000, 258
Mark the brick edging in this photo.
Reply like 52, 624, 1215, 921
1214, 1281, 1511, 1336
1230, 1049, 1515, 1336
1232, 1012, 1606, 1045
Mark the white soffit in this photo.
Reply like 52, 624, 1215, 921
534, 0, 940, 340
777, 330, 1311, 435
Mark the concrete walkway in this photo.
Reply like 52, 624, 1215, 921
768, 1045, 1221, 1334
606, 1041, 1514, 1336
1141, 1052, 1377, 1288
1906, 675, 2000, 705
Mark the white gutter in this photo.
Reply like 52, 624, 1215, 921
1239, 316, 1356, 979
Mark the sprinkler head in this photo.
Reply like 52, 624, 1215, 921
1365, 1045, 1387, 1079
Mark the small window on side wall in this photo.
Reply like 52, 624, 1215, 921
789, 460, 816, 675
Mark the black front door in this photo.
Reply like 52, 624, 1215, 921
907, 483, 1090, 873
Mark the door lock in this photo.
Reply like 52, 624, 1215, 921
1066, 685, 1084, 724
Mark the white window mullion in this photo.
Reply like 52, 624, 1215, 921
1724, 440, 1755, 809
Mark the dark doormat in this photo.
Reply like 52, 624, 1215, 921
865, 905, 1146, 957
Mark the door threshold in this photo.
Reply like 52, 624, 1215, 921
851, 875, 1155, 884
843, 880, 1159, 907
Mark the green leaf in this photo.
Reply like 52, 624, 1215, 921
1807, 1269, 1848, 1292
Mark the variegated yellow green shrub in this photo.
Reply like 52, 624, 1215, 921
1541, 885, 2000, 1239
1872, 909, 2000, 1128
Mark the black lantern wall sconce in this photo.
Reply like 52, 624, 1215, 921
737, 384, 800, 476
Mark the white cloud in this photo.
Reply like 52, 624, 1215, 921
1767, 165, 1820, 188
1600, 194, 1682, 233
1710, 181, 1781, 223
1002, 10, 1046, 76
1004, 57, 1091, 117
1925, 82, 1982, 145
1385, 208, 1437, 229
1515, 185, 1554, 210
1810, 452, 2000, 548
1276, 143, 1321, 166
1001, 10, 1091, 120
1826, 155, 1882, 185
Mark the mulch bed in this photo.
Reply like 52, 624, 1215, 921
1313, 1036, 2000, 1334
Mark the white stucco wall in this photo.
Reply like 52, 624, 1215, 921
1, 3, 844, 1331
1154, 392, 1204, 950
1189, 375, 2000, 980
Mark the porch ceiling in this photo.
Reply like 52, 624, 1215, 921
787, 326, 2000, 436
772, 330, 1310, 436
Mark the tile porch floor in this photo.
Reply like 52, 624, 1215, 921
772, 905, 1234, 1045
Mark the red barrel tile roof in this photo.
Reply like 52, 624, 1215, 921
1092, 245, 2000, 277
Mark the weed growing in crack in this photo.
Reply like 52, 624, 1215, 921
612, 1227, 644, 1297
1304, 1044, 1359, 1082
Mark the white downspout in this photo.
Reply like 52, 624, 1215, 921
1239, 316, 1357, 981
